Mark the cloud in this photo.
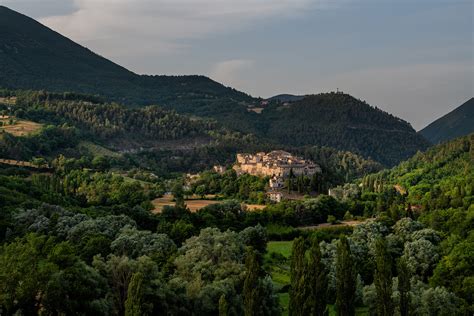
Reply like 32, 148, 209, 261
41, 0, 314, 41
1, 0, 77, 18
38, 0, 322, 57
210, 59, 255, 88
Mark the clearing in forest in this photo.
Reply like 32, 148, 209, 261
0, 116, 43, 136
152, 194, 267, 213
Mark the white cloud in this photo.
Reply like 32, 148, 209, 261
210, 59, 255, 88
38, 0, 325, 57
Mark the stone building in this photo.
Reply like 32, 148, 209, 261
234, 150, 321, 178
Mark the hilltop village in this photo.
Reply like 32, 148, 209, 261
233, 150, 321, 177
233, 150, 321, 202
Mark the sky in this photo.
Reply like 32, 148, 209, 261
2, 0, 473, 130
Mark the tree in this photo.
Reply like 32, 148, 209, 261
402, 239, 439, 280
290, 237, 307, 316
0, 234, 57, 315
374, 238, 393, 316
335, 236, 356, 316
172, 228, 245, 314
43, 261, 108, 316
397, 257, 410, 316
93, 255, 138, 316
219, 294, 229, 316
172, 181, 185, 208
195, 184, 206, 199
125, 272, 145, 316
244, 247, 261, 316
305, 237, 328, 316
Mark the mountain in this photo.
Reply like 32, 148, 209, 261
0, 6, 430, 166
267, 94, 305, 103
247, 93, 431, 166
419, 98, 474, 144
0, 6, 254, 107
359, 133, 473, 307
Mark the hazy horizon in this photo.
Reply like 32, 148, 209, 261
1, 0, 472, 130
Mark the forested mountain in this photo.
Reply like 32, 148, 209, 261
255, 93, 430, 166
356, 134, 474, 309
267, 94, 305, 103
420, 98, 474, 144
0, 6, 430, 166
1, 89, 383, 183
0, 6, 254, 107
0, 90, 262, 167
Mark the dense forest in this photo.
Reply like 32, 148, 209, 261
0, 133, 472, 315
254, 94, 430, 166
0, 89, 383, 186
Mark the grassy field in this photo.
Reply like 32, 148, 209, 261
78, 141, 121, 157
266, 240, 292, 313
328, 305, 369, 315
0, 116, 42, 136
245, 204, 267, 211
266, 240, 369, 316
267, 240, 293, 258
0, 97, 16, 105
152, 195, 267, 213
152, 195, 220, 212
278, 293, 289, 316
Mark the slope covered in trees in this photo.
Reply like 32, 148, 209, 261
280, 134, 473, 315
1, 6, 430, 166
0, 6, 254, 107
420, 98, 474, 144
256, 93, 430, 166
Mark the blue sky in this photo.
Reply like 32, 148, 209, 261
2, 0, 472, 129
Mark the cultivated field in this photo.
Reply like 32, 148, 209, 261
0, 97, 17, 105
0, 116, 43, 136
152, 195, 219, 212
152, 194, 267, 213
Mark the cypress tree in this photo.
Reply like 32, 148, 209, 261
335, 236, 356, 316
125, 272, 145, 316
305, 237, 328, 316
374, 238, 393, 316
244, 247, 261, 316
397, 257, 410, 316
219, 294, 228, 316
289, 237, 307, 316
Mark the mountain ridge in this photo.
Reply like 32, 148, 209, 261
419, 98, 474, 144
0, 5, 254, 107
0, 5, 430, 166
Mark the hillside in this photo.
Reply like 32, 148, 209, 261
254, 93, 431, 166
0, 90, 263, 169
0, 6, 430, 166
419, 98, 474, 144
363, 133, 473, 200
267, 94, 305, 103
0, 6, 254, 108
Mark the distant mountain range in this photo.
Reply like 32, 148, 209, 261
0, 5, 431, 166
420, 98, 474, 144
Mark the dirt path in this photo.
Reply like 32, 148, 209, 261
0, 158, 50, 169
